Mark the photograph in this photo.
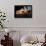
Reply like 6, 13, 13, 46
14, 5, 32, 18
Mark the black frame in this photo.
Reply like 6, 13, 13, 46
14, 5, 32, 18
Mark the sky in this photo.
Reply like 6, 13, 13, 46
15, 0, 32, 3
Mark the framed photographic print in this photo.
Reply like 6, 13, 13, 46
14, 5, 32, 18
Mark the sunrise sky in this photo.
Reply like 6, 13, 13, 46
16, 0, 32, 4
15, 0, 32, 3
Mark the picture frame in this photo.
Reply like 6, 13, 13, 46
14, 5, 32, 18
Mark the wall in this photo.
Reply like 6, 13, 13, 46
0, 0, 46, 46
0, 0, 46, 28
